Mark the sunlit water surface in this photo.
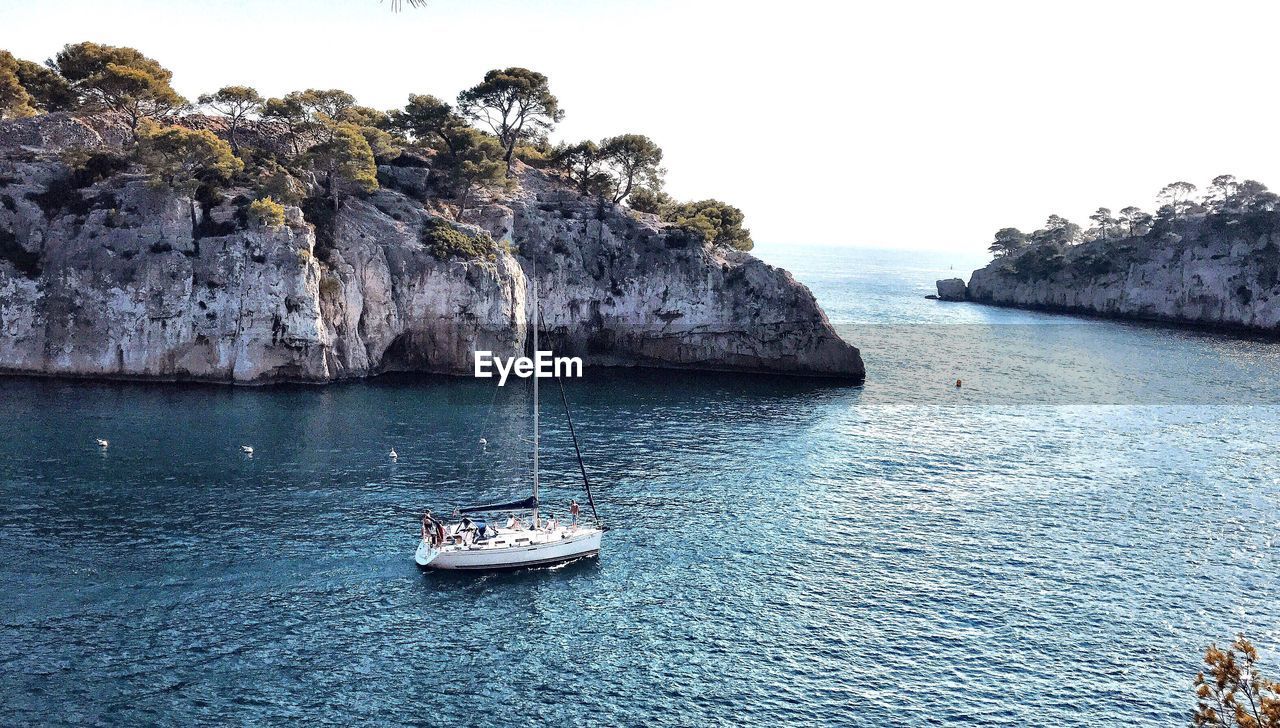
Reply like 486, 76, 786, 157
1, 246, 1277, 725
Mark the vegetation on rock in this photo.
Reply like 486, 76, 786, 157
458, 67, 564, 172
422, 217, 497, 260
627, 187, 671, 215
136, 122, 242, 194
552, 134, 663, 205
1, 41, 759, 256
392, 94, 506, 218
14, 58, 76, 113
659, 199, 754, 251
248, 197, 286, 229
0, 50, 37, 120
986, 175, 1280, 279
52, 42, 186, 136
197, 85, 263, 153
307, 122, 378, 205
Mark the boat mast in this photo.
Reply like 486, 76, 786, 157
531, 277, 540, 527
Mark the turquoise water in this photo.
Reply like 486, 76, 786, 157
2, 246, 1278, 725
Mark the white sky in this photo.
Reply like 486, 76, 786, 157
3, 0, 1279, 252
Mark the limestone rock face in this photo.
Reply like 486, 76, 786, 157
0, 113, 863, 383
935, 278, 967, 301
965, 228, 1280, 330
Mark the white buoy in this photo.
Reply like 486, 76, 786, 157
240, 445, 254, 456
389, 448, 398, 460
96, 438, 109, 449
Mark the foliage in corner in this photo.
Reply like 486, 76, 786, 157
422, 217, 497, 261
0, 50, 38, 120
1193, 636, 1279, 728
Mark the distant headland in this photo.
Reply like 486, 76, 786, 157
936, 177, 1280, 332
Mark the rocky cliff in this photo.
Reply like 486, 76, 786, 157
944, 221, 1280, 331
0, 114, 863, 383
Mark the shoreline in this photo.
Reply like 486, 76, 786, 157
0, 362, 867, 390
937, 296, 1280, 341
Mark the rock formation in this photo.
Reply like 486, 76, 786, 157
0, 113, 864, 383
934, 278, 966, 301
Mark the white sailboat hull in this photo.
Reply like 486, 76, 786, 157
415, 528, 602, 570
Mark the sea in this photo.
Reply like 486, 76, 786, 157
1, 245, 1277, 726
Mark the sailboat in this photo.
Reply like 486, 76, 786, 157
414, 280, 605, 570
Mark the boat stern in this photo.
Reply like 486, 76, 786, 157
414, 539, 440, 568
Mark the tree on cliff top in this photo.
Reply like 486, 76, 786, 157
553, 140, 612, 197
391, 95, 505, 218
1193, 636, 1279, 727
337, 105, 402, 161
458, 68, 563, 173
290, 88, 357, 124
988, 227, 1028, 256
1118, 206, 1151, 238
442, 128, 506, 221
627, 187, 671, 215
1233, 179, 1279, 213
136, 123, 243, 195
1158, 181, 1197, 220
1030, 214, 1081, 246
392, 94, 468, 154
0, 50, 37, 120
262, 96, 307, 156
1088, 207, 1117, 240
1208, 175, 1239, 214
307, 121, 378, 207
53, 42, 186, 136
663, 199, 754, 251
197, 85, 263, 153
16, 60, 76, 112
601, 134, 664, 205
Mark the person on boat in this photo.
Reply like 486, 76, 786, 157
544, 513, 558, 532
460, 517, 474, 546
569, 500, 580, 525
422, 510, 444, 547
505, 514, 525, 530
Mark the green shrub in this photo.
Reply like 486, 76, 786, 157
661, 199, 753, 251
422, 218, 497, 261
135, 122, 243, 195
628, 187, 669, 215
248, 196, 286, 228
